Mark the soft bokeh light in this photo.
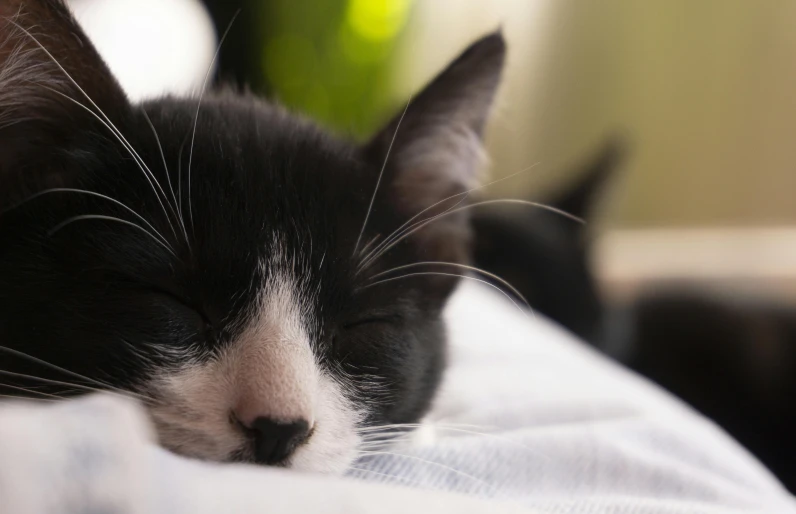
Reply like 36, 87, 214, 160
345, 0, 411, 43
69, 0, 215, 102
258, 0, 412, 136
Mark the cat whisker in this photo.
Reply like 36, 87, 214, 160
0, 381, 67, 400
357, 194, 468, 274
331, 363, 397, 407
357, 163, 540, 272
358, 422, 497, 448
358, 429, 413, 438
346, 466, 428, 488
358, 422, 440, 434
357, 421, 550, 459
361, 198, 583, 272
0, 369, 144, 403
364, 271, 529, 317
48, 214, 176, 257
187, 10, 240, 234
0, 393, 56, 403
358, 435, 419, 448
141, 108, 178, 210
177, 135, 189, 215
1, 188, 172, 249
370, 261, 533, 312
368, 261, 531, 311
141, 107, 191, 248
358, 432, 410, 442
357, 234, 382, 259
352, 97, 412, 257
355, 449, 500, 495
40, 85, 181, 244
358, 423, 554, 470
359, 421, 494, 432
0, 344, 151, 402
358, 430, 414, 441
433, 427, 552, 460
358, 421, 492, 436
358, 435, 418, 448
358, 438, 411, 452
9, 22, 182, 242
367, 426, 551, 460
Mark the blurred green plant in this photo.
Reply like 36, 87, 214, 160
259, 0, 412, 138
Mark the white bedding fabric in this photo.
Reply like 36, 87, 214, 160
1, 281, 794, 513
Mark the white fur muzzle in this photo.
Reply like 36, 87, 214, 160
145, 256, 361, 473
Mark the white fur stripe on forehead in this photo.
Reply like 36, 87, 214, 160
231, 266, 317, 425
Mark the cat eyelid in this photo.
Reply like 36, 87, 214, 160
342, 314, 400, 329
87, 270, 209, 325
149, 286, 213, 328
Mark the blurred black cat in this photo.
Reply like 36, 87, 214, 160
614, 289, 796, 492
471, 142, 796, 492
471, 140, 621, 342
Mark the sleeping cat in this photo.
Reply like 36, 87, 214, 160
0, 0, 505, 473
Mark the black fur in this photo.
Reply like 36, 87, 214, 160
612, 289, 796, 492
0, 0, 505, 462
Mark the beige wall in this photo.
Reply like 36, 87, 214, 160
397, 1, 796, 229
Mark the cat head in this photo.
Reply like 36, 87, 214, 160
0, 0, 505, 472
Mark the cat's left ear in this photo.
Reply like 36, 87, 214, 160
0, 0, 130, 205
363, 31, 506, 256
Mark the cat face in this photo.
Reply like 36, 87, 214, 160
0, 0, 504, 472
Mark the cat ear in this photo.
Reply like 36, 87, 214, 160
551, 138, 624, 222
363, 32, 506, 244
0, 0, 129, 197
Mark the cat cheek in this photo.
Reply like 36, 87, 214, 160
287, 373, 363, 474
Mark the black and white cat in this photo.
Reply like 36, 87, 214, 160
0, 0, 504, 473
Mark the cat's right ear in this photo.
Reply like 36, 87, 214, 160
0, 0, 129, 205
550, 138, 624, 223
361, 32, 505, 265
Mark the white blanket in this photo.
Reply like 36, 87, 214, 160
0, 282, 794, 513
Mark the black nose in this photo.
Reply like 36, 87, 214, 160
251, 417, 311, 465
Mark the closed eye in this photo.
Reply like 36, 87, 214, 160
148, 286, 214, 330
85, 268, 214, 329
167, 298, 212, 329
342, 315, 399, 330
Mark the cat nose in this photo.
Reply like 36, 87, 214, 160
250, 417, 311, 465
